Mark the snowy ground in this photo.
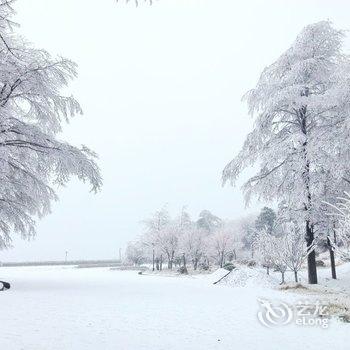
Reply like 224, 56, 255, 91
0, 265, 349, 350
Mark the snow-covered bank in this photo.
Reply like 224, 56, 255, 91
0, 265, 349, 350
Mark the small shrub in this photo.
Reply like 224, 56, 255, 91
247, 260, 257, 267
178, 266, 188, 275
223, 262, 235, 271
198, 262, 209, 271
316, 260, 325, 267
238, 259, 257, 267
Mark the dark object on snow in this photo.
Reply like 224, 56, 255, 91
178, 266, 188, 275
238, 259, 256, 267
198, 262, 209, 271
327, 236, 337, 279
138, 271, 143, 275
247, 260, 256, 267
0, 281, 10, 291
316, 260, 325, 267
223, 262, 235, 271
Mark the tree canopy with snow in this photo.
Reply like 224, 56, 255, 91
255, 207, 277, 235
223, 21, 350, 284
0, 1, 101, 248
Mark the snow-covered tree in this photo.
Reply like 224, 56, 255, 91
143, 206, 170, 235
176, 206, 193, 231
281, 223, 312, 282
158, 222, 181, 269
236, 213, 257, 258
180, 227, 207, 270
254, 231, 287, 284
0, 1, 101, 248
255, 207, 277, 235
255, 223, 313, 283
253, 230, 275, 275
197, 210, 222, 233
142, 207, 182, 269
326, 193, 350, 259
209, 226, 234, 268
125, 241, 145, 266
223, 21, 350, 284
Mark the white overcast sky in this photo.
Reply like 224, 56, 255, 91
2, 0, 350, 261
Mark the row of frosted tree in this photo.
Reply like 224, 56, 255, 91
126, 204, 350, 283
126, 207, 254, 272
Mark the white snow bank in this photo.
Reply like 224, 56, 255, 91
218, 266, 279, 288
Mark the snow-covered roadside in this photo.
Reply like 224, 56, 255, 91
211, 262, 350, 323
0, 265, 349, 350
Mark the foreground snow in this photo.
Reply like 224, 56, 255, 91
0, 265, 349, 350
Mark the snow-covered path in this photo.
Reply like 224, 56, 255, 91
0, 266, 348, 350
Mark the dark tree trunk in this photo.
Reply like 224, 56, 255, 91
160, 255, 163, 271
294, 270, 298, 283
327, 236, 337, 279
306, 221, 317, 284
170, 251, 175, 269
266, 266, 269, 275
220, 251, 224, 268
300, 100, 318, 285
280, 271, 285, 284
167, 251, 174, 269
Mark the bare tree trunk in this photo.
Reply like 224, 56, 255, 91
280, 271, 285, 284
167, 251, 173, 269
327, 236, 337, 279
301, 102, 318, 285
306, 221, 317, 284
170, 250, 174, 269
160, 255, 163, 271
182, 253, 187, 268
220, 251, 224, 268
294, 270, 298, 283
266, 266, 269, 275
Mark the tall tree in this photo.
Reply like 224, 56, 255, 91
125, 241, 145, 266
180, 227, 207, 270
197, 210, 222, 233
0, 1, 101, 248
255, 207, 276, 235
223, 21, 350, 284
